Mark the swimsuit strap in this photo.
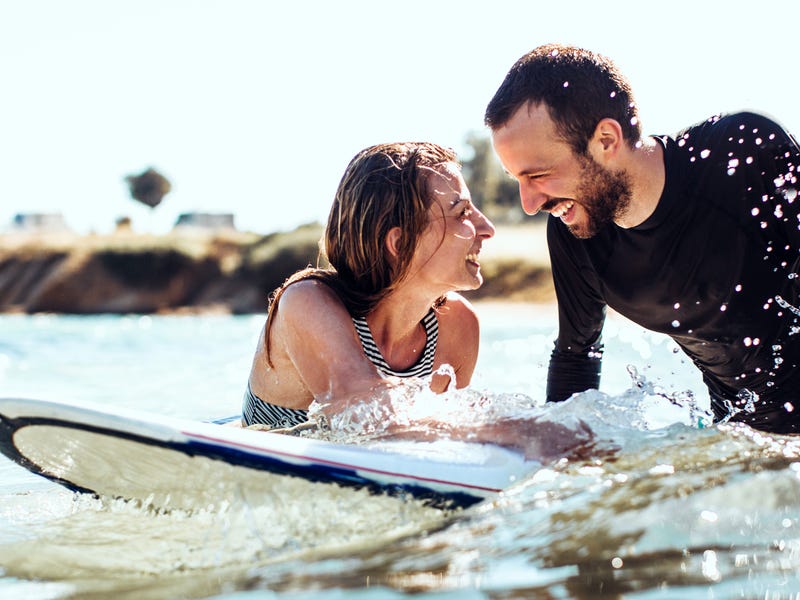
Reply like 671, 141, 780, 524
352, 308, 438, 378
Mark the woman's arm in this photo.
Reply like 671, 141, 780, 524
273, 279, 397, 412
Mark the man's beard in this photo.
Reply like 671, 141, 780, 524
563, 155, 632, 239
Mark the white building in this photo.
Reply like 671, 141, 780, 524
10, 213, 70, 232
173, 212, 236, 231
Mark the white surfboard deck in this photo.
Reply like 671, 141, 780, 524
0, 397, 538, 510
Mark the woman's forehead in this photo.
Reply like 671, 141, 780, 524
426, 160, 460, 186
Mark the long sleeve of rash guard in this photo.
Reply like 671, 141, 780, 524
544, 214, 607, 403
546, 347, 602, 402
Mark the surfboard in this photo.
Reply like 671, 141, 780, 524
0, 397, 537, 510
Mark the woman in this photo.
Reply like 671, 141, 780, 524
242, 142, 495, 428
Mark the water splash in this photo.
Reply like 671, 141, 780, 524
774, 295, 800, 335
624, 365, 713, 428
308, 365, 544, 446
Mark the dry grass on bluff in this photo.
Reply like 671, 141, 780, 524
0, 222, 552, 314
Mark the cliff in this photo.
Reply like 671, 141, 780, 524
0, 224, 553, 314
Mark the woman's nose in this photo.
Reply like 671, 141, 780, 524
474, 208, 495, 238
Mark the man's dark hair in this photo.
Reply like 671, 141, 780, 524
485, 43, 642, 154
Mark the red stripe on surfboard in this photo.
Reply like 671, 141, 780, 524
183, 430, 503, 494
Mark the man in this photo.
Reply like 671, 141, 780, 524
485, 43, 800, 434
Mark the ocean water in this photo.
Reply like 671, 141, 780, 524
2, 304, 800, 599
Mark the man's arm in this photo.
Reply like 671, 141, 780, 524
546, 347, 603, 402
545, 216, 607, 402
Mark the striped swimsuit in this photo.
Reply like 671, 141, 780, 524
242, 309, 439, 428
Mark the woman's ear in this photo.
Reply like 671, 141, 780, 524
385, 226, 402, 258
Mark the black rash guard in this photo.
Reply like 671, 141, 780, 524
546, 112, 800, 433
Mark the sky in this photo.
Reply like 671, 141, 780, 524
2, 0, 799, 235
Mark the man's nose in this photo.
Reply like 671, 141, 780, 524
519, 184, 548, 216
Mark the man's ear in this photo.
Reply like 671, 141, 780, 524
385, 226, 402, 258
589, 118, 624, 164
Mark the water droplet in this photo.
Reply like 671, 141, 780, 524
609, 91, 616, 98
744, 337, 753, 346
671, 320, 680, 328
755, 137, 763, 145
728, 158, 740, 168
673, 302, 680, 309
785, 402, 795, 413
611, 557, 623, 569
563, 81, 569, 88
720, 304, 728, 312
700, 149, 711, 159
735, 284, 743, 292
775, 176, 786, 188
701, 510, 718, 522
775, 206, 784, 218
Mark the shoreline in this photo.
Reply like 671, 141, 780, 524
0, 223, 554, 314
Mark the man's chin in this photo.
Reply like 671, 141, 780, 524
566, 223, 594, 239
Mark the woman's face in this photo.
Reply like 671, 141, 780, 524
406, 163, 495, 294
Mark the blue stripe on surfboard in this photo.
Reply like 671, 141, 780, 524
0, 415, 483, 509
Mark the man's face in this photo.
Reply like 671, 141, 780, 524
491, 102, 631, 239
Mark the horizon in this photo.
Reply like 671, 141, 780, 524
2, 0, 799, 236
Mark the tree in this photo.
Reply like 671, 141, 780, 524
460, 131, 535, 223
124, 167, 172, 209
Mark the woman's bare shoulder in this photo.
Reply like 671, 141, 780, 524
437, 292, 479, 322
276, 278, 342, 314
434, 292, 480, 342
